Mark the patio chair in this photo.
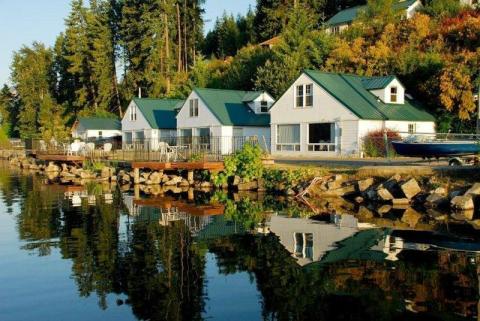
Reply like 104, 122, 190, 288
67, 142, 81, 155
158, 142, 174, 162
104, 143, 112, 153
38, 140, 47, 152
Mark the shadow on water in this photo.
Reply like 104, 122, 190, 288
0, 165, 479, 321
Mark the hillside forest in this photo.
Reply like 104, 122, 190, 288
0, 0, 479, 140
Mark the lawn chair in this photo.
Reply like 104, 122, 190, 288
158, 142, 174, 162
38, 140, 47, 153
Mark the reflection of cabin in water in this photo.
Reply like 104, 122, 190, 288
267, 214, 359, 266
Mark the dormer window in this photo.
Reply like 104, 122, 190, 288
189, 99, 198, 117
390, 87, 398, 103
260, 101, 268, 113
130, 105, 137, 121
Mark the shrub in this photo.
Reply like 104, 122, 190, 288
223, 143, 264, 182
362, 129, 401, 157
262, 168, 314, 191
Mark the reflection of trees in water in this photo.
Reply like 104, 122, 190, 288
209, 233, 479, 321
11, 175, 206, 320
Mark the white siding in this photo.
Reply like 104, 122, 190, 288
370, 79, 405, 104
121, 100, 153, 142
176, 91, 222, 131
385, 121, 436, 136
86, 129, 121, 138
270, 73, 359, 157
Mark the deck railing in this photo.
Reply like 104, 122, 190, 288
26, 136, 269, 162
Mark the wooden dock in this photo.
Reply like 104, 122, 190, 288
134, 196, 225, 216
131, 161, 224, 171
36, 154, 86, 163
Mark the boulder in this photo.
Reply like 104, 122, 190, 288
465, 183, 480, 197
101, 167, 115, 178
121, 174, 131, 183
432, 187, 447, 196
377, 205, 392, 215
377, 187, 394, 201
451, 210, 475, 221
238, 180, 258, 191
148, 171, 162, 185
357, 206, 374, 220
257, 178, 266, 192
357, 178, 374, 192
45, 162, 60, 173
232, 176, 241, 186
164, 176, 183, 186
80, 170, 96, 179
425, 193, 448, 208
355, 196, 364, 204
451, 195, 474, 211
383, 174, 401, 191
392, 198, 410, 205
200, 181, 213, 188
327, 180, 342, 190
179, 179, 190, 187
401, 207, 422, 228
400, 178, 421, 200
141, 172, 151, 180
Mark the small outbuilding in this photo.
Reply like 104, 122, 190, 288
71, 117, 121, 141
269, 70, 436, 157
121, 98, 184, 148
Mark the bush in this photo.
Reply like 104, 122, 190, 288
362, 129, 401, 158
223, 143, 264, 182
262, 168, 314, 191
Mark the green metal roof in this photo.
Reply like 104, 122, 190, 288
242, 91, 263, 102
327, 0, 418, 26
303, 70, 435, 122
133, 98, 184, 129
196, 216, 245, 242
361, 76, 396, 90
77, 117, 121, 130
194, 88, 270, 126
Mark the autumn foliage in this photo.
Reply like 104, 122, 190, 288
362, 129, 402, 158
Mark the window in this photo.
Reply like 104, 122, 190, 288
390, 87, 398, 103
294, 233, 313, 260
408, 123, 416, 134
189, 99, 199, 117
277, 124, 300, 151
260, 101, 269, 113
130, 105, 137, 121
296, 85, 304, 108
305, 84, 313, 107
331, 26, 340, 34
308, 123, 336, 152
98, 131, 103, 139
295, 84, 313, 108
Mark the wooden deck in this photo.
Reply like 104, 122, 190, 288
134, 197, 225, 216
131, 161, 224, 171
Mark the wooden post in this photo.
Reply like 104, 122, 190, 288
134, 184, 140, 200
188, 188, 194, 201
134, 167, 140, 185
187, 170, 194, 184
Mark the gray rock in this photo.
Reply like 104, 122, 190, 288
465, 183, 480, 196
377, 204, 392, 215
401, 207, 422, 227
425, 193, 448, 208
357, 178, 374, 192
400, 178, 421, 199
377, 187, 394, 201
232, 176, 241, 186
238, 180, 258, 191
451, 195, 474, 211
392, 198, 410, 205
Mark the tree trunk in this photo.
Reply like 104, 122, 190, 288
176, 3, 182, 73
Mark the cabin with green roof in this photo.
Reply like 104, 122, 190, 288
72, 117, 121, 140
326, 0, 422, 34
176, 88, 275, 154
269, 70, 435, 157
121, 98, 184, 147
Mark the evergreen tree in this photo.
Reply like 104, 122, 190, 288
10, 42, 56, 139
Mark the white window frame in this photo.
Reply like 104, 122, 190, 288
307, 122, 336, 152
276, 124, 301, 152
98, 131, 103, 138
295, 84, 314, 108
390, 87, 398, 103
189, 99, 199, 117
130, 104, 137, 121
260, 100, 269, 113
408, 123, 416, 134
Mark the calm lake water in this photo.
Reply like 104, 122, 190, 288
1, 165, 479, 321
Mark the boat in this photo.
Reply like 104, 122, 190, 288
391, 136, 480, 158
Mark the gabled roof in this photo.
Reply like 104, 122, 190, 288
193, 88, 270, 126
242, 91, 263, 102
77, 117, 121, 130
303, 70, 435, 122
361, 75, 396, 90
133, 98, 184, 129
327, 0, 418, 26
